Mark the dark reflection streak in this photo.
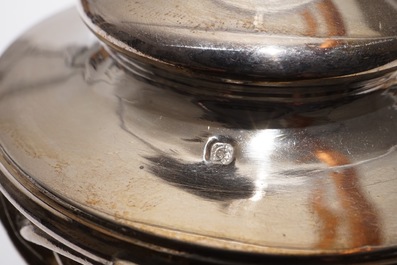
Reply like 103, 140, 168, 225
116, 97, 256, 202
145, 156, 255, 201
197, 100, 295, 129
181, 137, 205, 143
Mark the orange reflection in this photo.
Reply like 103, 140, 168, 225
311, 179, 340, 249
287, 113, 382, 249
289, 2, 374, 244
300, 0, 346, 48
314, 147, 382, 248
302, 9, 318, 37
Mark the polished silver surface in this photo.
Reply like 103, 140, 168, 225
0, 2, 397, 265
79, 0, 397, 81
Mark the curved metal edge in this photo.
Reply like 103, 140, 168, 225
1, 147, 397, 264
0, 195, 59, 265
77, 0, 397, 81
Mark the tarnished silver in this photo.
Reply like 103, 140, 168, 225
80, 0, 397, 81
1, 1, 397, 264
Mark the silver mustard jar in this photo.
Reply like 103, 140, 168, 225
1, 0, 397, 264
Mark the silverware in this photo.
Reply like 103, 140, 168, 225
1, 1, 397, 264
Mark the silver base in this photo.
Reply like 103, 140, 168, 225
0, 7, 397, 264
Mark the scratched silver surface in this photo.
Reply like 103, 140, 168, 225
80, 0, 397, 81
0, 2, 397, 262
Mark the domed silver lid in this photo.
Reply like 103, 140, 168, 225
79, 0, 397, 81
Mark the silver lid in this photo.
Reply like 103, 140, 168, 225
1, 2, 397, 264
79, 0, 397, 81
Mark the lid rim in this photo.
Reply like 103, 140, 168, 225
78, 0, 397, 80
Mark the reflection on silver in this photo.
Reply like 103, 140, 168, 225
215, 0, 315, 13
80, 0, 397, 80
0, 1, 397, 264
247, 130, 278, 202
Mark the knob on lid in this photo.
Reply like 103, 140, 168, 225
79, 0, 397, 81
